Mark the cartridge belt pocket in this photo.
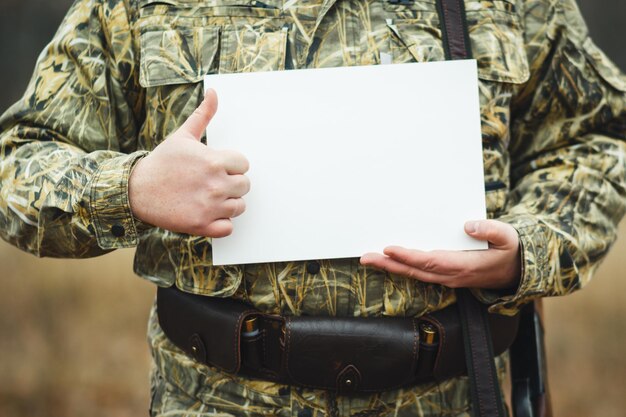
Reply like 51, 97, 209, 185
156, 286, 519, 394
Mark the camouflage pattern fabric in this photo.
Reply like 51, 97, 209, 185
1, 0, 626, 416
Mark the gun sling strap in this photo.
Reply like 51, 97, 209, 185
436, 0, 507, 416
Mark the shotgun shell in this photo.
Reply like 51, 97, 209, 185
420, 322, 438, 345
242, 316, 260, 338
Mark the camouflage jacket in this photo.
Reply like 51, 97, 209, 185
1, 0, 626, 319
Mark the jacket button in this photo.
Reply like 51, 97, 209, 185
111, 224, 125, 237
306, 261, 320, 275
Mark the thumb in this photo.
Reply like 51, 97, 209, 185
179, 88, 218, 140
464, 219, 516, 247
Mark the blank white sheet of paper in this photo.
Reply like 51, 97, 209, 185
205, 60, 487, 266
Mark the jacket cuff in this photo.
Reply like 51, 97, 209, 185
472, 214, 551, 315
88, 151, 149, 249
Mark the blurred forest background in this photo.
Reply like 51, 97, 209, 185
1, 1, 625, 416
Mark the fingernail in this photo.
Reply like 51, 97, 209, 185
466, 221, 479, 234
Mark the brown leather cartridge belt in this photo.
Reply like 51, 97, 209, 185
156, 286, 519, 394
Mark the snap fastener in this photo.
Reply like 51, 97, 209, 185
189, 333, 207, 363
336, 364, 361, 393
111, 224, 125, 237
306, 261, 321, 275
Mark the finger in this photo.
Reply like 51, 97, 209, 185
224, 175, 251, 198
209, 197, 246, 219
382, 247, 460, 275
464, 219, 518, 248
179, 89, 219, 140
384, 245, 512, 281
360, 253, 453, 285
203, 218, 233, 238
223, 198, 246, 218
214, 150, 250, 175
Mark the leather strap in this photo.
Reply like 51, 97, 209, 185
457, 289, 506, 417
435, 1, 505, 415
436, 0, 473, 61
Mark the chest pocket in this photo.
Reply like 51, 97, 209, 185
138, 0, 288, 88
136, 0, 288, 139
135, 0, 288, 299
386, 0, 530, 84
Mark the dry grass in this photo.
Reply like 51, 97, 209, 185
0, 224, 625, 417
0, 247, 153, 417
544, 222, 626, 417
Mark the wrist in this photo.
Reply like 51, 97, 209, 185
128, 153, 150, 223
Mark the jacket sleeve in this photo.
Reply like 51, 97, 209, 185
476, 0, 626, 314
0, 0, 149, 258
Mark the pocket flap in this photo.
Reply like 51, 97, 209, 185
157, 286, 258, 373
284, 316, 419, 393
466, 10, 530, 84
388, 7, 530, 85
139, 25, 220, 87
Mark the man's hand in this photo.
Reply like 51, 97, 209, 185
360, 220, 521, 290
128, 89, 250, 238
